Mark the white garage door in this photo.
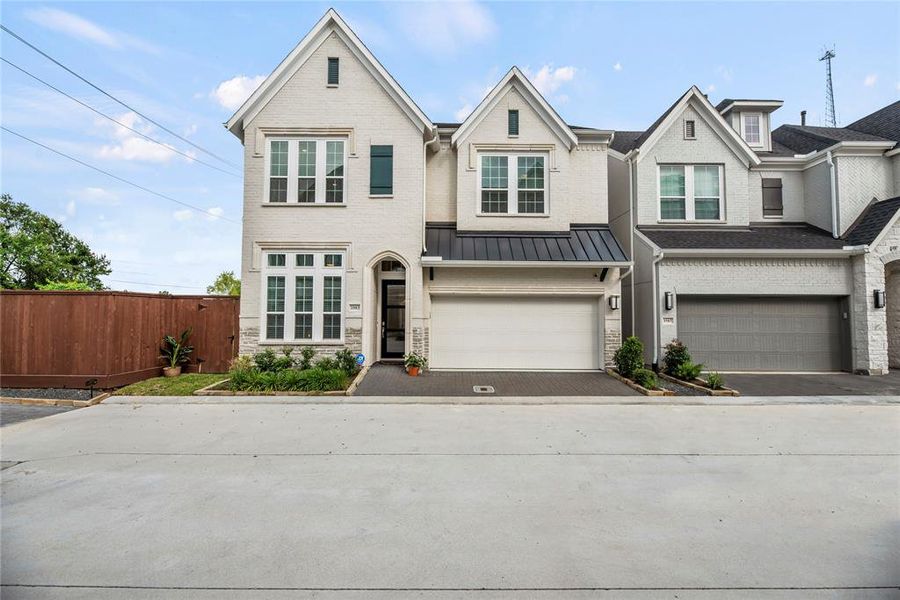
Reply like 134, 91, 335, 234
430, 296, 600, 370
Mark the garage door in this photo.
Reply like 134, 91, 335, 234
430, 296, 600, 370
678, 296, 847, 372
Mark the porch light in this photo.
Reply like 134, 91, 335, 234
608, 295, 620, 310
664, 292, 674, 311
874, 289, 886, 309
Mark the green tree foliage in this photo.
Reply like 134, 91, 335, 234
207, 270, 241, 296
36, 281, 94, 291
0, 194, 110, 290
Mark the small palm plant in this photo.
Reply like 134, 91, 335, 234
160, 328, 194, 377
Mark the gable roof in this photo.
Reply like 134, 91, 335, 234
226, 9, 434, 139
772, 124, 893, 155
845, 100, 900, 145
450, 67, 578, 150
843, 196, 900, 246
628, 86, 761, 166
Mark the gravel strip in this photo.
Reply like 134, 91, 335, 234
658, 379, 709, 397
0, 388, 93, 401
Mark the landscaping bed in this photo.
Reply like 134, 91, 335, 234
113, 373, 229, 396
658, 373, 740, 396
0, 387, 108, 407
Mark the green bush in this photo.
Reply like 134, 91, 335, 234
613, 336, 644, 379
229, 366, 347, 392
663, 340, 691, 375
298, 347, 316, 370
706, 372, 725, 390
673, 360, 704, 381
315, 356, 338, 371
334, 348, 360, 376
403, 352, 427, 370
633, 368, 657, 390
251, 348, 294, 372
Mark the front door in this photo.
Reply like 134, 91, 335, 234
380, 280, 406, 359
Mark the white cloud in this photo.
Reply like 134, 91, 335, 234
523, 65, 576, 97
173, 209, 193, 221
396, 1, 495, 55
454, 103, 474, 122
183, 124, 198, 137
706, 84, 716, 93
77, 187, 120, 206
205, 206, 224, 221
96, 112, 185, 163
24, 7, 159, 53
210, 75, 266, 111
65, 199, 77, 218
715, 66, 734, 82
864, 74, 878, 87
613, 62, 623, 72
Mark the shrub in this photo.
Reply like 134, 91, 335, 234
298, 347, 316, 370
706, 372, 725, 390
230, 355, 253, 372
160, 328, 193, 368
315, 356, 339, 371
663, 340, 691, 375
613, 336, 644, 379
252, 349, 293, 373
229, 366, 347, 392
673, 360, 704, 381
334, 348, 360, 376
633, 368, 657, 390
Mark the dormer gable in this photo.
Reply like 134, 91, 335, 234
716, 98, 783, 152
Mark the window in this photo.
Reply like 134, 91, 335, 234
479, 153, 547, 215
658, 165, 723, 221
327, 57, 339, 85
762, 178, 783, 217
508, 110, 519, 136
261, 251, 345, 343
370, 145, 393, 195
684, 119, 696, 140
267, 139, 346, 204
741, 113, 762, 146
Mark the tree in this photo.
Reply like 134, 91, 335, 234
36, 281, 94, 291
207, 270, 240, 296
0, 194, 111, 290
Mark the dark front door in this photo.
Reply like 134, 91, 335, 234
380, 280, 406, 359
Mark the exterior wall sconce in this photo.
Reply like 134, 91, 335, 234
608, 295, 620, 310
874, 289, 886, 309
664, 292, 674, 311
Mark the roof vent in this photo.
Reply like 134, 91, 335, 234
801, 110, 807, 126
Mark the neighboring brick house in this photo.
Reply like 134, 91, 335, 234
226, 9, 627, 371
609, 90, 900, 374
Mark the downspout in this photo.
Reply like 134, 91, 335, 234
651, 249, 665, 371
423, 127, 440, 253
627, 154, 636, 334
827, 150, 839, 238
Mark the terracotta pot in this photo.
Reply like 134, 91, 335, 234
407, 366, 420, 377
162, 366, 182, 378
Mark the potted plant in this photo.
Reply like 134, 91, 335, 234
159, 328, 194, 377
403, 352, 427, 376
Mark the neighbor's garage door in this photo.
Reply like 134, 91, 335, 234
678, 296, 846, 371
430, 296, 599, 370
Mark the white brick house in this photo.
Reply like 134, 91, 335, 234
226, 10, 628, 371
609, 90, 900, 374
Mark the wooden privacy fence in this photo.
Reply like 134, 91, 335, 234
0, 291, 240, 388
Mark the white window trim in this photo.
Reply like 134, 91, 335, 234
657, 164, 725, 223
264, 138, 348, 205
740, 112, 763, 148
476, 152, 550, 216
259, 250, 346, 344
683, 119, 696, 140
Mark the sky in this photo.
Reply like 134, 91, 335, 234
1, 1, 898, 293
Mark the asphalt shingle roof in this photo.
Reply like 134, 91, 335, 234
610, 130, 644, 153
845, 100, 900, 144
771, 125, 892, 155
424, 223, 628, 263
638, 224, 846, 250
843, 197, 900, 246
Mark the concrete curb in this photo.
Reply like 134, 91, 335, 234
1, 392, 109, 408
102, 394, 900, 406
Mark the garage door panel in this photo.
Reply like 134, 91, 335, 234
678, 297, 844, 372
431, 296, 599, 370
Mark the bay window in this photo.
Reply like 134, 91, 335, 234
266, 139, 346, 204
658, 165, 723, 221
261, 251, 345, 343
479, 153, 547, 215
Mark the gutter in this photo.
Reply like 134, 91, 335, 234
827, 150, 839, 238
420, 258, 632, 269
628, 154, 636, 334
651, 248, 664, 371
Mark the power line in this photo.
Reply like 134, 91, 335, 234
1, 56, 241, 178
1, 125, 241, 225
1, 24, 239, 169
107, 279, 208, 290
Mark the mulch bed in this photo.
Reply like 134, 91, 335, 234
0, 388, 94, 401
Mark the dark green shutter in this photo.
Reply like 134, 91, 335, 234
508, 110, 519, 136
370, 145, 393, 195
327, 57, 339, 85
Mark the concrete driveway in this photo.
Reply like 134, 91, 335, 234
2, 400, 899, 599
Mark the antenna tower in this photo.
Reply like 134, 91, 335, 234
819, 48, 837, 126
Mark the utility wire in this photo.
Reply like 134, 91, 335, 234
1, 126, 241, 225
1, 57, 241, 178
107, 279, 207, 290
1, 24, 239, 169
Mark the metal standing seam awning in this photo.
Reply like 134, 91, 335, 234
423, 223, 629, 265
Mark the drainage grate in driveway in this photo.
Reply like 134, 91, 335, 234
473, 385, 495, 394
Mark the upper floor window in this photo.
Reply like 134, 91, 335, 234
741, 113, 762, 146
262, 251, 345, 343
478, 153, 547, 215
762, 178, 783, 218
327, 57, 339, 85
659, 164, 722, 221
267, 139, 346, 204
